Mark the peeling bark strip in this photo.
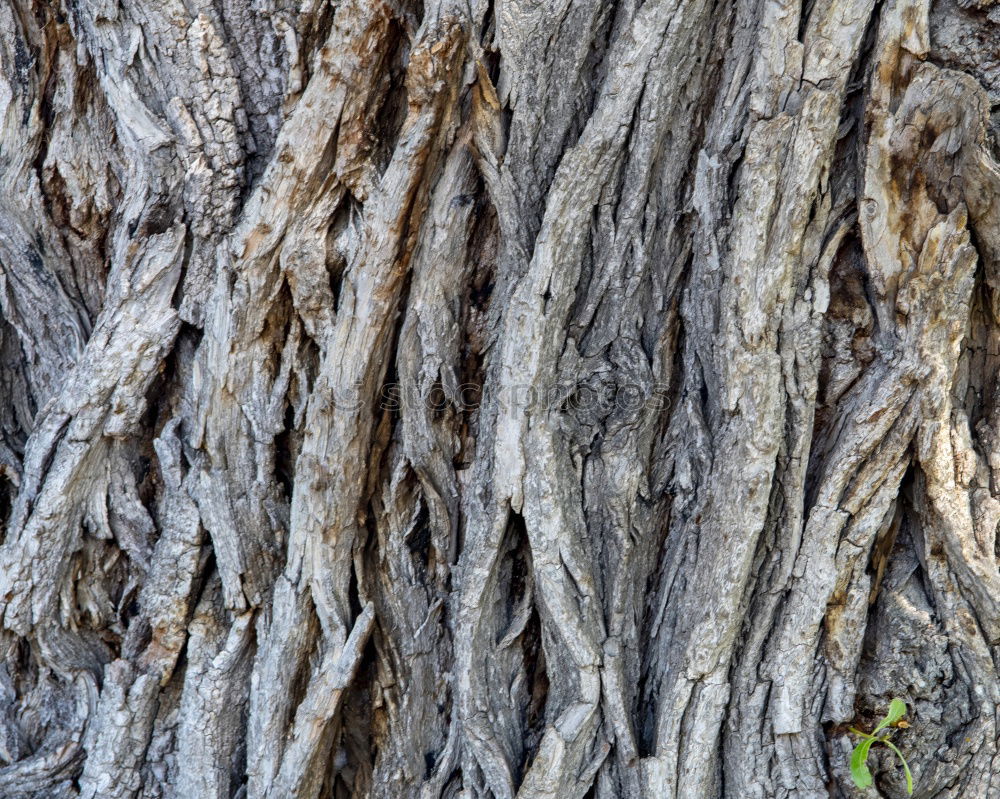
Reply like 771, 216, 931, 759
3, 0, 1000, 795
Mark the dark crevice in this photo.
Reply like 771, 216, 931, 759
328, 552, 380, 797
454, 185, 497, 481
324, 198, 358, 315
404, 496, 432, 577
273, 401, 296, 501
171, 223, 195, 312
498, 510, 548, 785
797, 0, 817, 44
520, 607, 547, 770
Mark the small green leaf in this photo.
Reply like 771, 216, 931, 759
883, 740, 914, 795
851, 738, 875, 789
874, 698, 907, 734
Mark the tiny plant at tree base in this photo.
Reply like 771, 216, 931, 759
849, 698, 914, 795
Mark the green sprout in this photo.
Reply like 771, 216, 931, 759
849, 698, 913, 795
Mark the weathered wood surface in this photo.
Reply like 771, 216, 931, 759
2, 0, 1000, 795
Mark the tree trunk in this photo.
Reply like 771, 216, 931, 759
1, 0, 999, 795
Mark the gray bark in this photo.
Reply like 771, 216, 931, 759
1, 0, 999, 796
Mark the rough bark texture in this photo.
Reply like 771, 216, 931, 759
2, 0, 1000, 796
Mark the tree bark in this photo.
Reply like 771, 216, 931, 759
2, 0, 1000, 795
